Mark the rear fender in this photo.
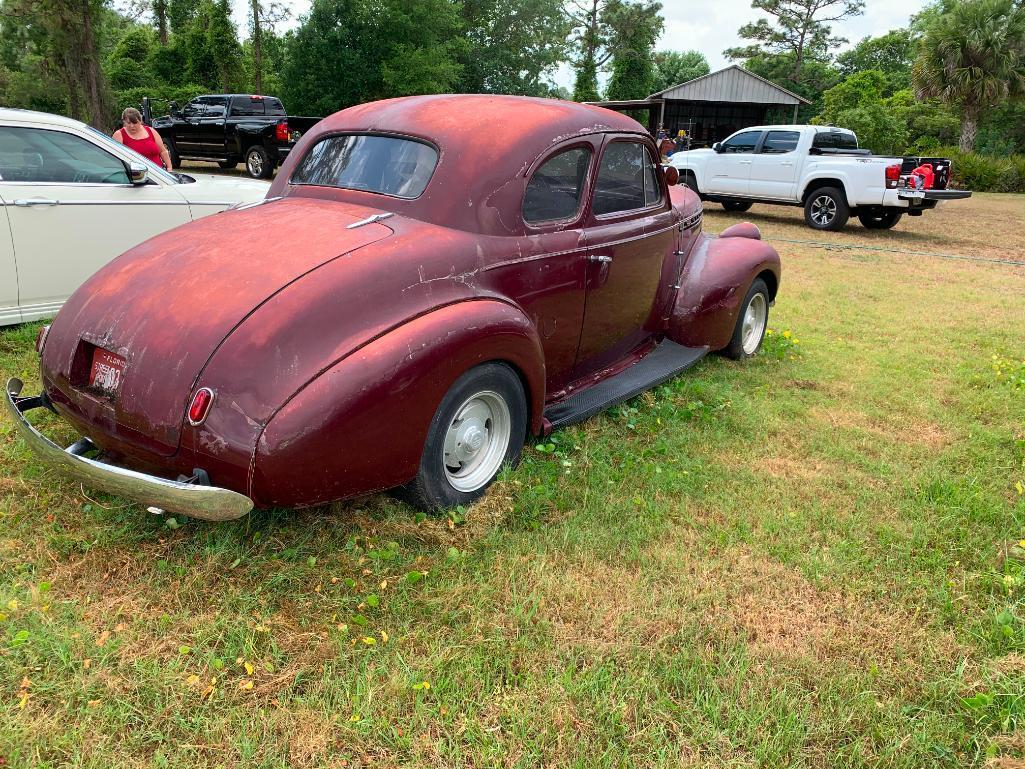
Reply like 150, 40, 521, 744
251, 300, 545, 508
668, 230, 781, 351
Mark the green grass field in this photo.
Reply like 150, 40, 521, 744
1, 194, 1024, 768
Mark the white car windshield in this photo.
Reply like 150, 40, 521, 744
85, 126, 180, 184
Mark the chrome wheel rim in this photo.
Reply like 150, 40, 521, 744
247, 152, 263, 177
811, 195, 836, 226
741, 292, 768, 355
443, 391, 511, 493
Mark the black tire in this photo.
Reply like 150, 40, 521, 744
681, 171, 699, 193
721, 278, 770, 360
166, 140, 181, 170
804, 186, 849, 231
857, 209, 903, 229
217, 160, 238, 170
245, 146, 274, 179
722, 200, 753, 213
403, 363, 527, 512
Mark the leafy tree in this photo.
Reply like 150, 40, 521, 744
568, 0, 605, 101
206, 0, 244, 92
813, 69, 908, 154
836, 29, 915, 94
913, 0, 1025, 151
603, 0, 663, 100
105, 26, 156, 91
152, 0, 169, 44
459, 0, 568, 95
743, 51, 840, 119
725, 0, 864, 84
652, 49, 709, 92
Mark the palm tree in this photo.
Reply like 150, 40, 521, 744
912, 0, 1025, 151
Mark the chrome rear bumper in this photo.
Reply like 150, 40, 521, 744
4, 378, 253, 521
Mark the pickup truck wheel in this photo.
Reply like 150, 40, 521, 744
858, 210, 903, 229
681, 171, 698, 192
403, 363, 527, 512
722, 201, 753, 213
721, 278, 769, 360
245, 146, 274, 179
804, 187, 849, 231
218, 160, 238, 170
166, 141, 181, 170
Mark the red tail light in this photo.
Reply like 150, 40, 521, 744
885, 163, 901, 189
35, 324, 50, 354
275, 121, 289, 142
188, 388, 214, 426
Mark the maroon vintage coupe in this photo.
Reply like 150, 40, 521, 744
5, 95, 780, 520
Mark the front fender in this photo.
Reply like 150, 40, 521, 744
668, 231, 781, 351
250, 300, 545, 508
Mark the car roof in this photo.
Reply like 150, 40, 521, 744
733, 125, 855, 133
0, 107, 89, 130
269, 94, 650, 236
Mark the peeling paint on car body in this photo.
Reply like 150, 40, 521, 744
33, 94, 780, 512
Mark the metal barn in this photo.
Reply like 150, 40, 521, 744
591, 65, 811, 147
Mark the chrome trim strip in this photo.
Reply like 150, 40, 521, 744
4, 378, 253, 521
347, 212, 395, 229
2, 200, 193, 207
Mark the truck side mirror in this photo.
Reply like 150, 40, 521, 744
169, 101, 181, 118
712, 142, 722, 153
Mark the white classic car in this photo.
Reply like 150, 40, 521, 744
0, 108, 270, 326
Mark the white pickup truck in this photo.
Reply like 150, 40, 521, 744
669, 125, 971, 231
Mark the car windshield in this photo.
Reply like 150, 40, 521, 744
85, 126, 180, 184
290, 134, 438, 199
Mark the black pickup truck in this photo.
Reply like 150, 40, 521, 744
147, 94, 321, 179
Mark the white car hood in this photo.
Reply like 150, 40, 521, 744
671, 149, 715, 166
175, 173, 271, 205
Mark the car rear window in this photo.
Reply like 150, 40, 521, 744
812, 130, 859, 150
290, 134, 438, 199
231, 96, 286, 117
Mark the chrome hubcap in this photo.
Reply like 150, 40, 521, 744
443, 391, 511, 493
248, 153, 263, 176
741, 292, 768, 355
811, 195, 836, 226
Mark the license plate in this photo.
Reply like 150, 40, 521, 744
89, 348, 126, 395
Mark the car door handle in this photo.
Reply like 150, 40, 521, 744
586, 255, 612, 264
13, 198, 59, 207
738, 160, 752, 165
780, 161, 795, 166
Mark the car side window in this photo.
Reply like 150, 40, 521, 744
720, 131, 761, 154
760, 130, 800, 154
183, 100, 201, 118
592, 141, 662, 216
0, 126, 129, 185
523, 146, 592, 224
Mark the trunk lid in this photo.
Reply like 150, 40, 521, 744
42, 197, 392, 456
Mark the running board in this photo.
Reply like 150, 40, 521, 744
544, 340, 707, 430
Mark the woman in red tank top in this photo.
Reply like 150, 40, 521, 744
114, 107, 171, 170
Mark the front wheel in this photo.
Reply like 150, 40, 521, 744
245, 146, 274, 179
218, 160, 238, 170
721, 278, 770, 360
722, 200, 753, 213
403, 363, 527, 512
804, 187, 849, 231
858, 209, 903, 229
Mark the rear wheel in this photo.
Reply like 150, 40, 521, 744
245, 146, 274, 179
858, 209, 903, 229
721, 278, 770, 360
403, 363, 527, 512
804, 186, 849, 231
722, 200, 753, 213
218, 160, 238, 170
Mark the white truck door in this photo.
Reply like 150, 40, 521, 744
748, 129, 802, 200
706, 130, 761, 196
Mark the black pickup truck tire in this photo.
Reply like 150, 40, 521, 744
218, 160, 238, 170
722, 201, 753, 213
245, 146, 274, 179
857, 210, 903, 229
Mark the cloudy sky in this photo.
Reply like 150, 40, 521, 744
232, 0, 932, 89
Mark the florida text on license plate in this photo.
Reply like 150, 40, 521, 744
89, 349, 126, 394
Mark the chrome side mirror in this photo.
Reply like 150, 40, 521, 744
128, 162, 149, 186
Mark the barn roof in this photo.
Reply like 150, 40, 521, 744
651, 65, 811, 105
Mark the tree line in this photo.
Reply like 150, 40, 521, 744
0, 0, 1022, 158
